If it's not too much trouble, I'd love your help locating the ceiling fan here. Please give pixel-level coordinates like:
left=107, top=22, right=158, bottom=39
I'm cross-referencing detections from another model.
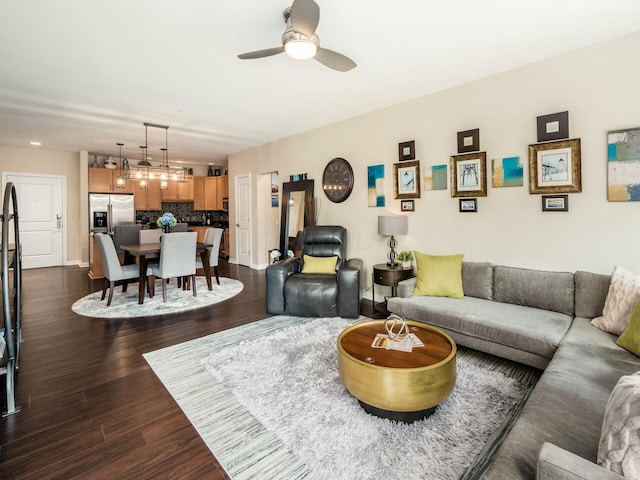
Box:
left=237, top=0, right=356, bottom=72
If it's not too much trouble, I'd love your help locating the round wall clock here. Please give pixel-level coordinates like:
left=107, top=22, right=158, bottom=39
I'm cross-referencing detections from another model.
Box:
left=322, top=157, right=354, bottom=203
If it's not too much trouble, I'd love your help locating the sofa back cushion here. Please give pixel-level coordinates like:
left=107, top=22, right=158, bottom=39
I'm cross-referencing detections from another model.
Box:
left=461, top=262, right=494, bottom=300
left=574, top=270, right=611, bottom=319
left=494, top=266, right=575, bottom=316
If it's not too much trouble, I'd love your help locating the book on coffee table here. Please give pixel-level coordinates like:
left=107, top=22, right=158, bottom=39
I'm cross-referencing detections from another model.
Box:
left=371, top=333, right=424, bottom=352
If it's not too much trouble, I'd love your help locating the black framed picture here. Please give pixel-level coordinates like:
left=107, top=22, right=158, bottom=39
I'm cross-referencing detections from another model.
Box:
left=459, top=198, right=477, bottom=212
left=457, top=129, right=480, bottom=153
left=542, top=194, right=569, bottom=211
left=537, top=111, right=569, bottom=142
left=400, top=199, right=415, bottom=212
left=398, top=140, right=415, bottom=161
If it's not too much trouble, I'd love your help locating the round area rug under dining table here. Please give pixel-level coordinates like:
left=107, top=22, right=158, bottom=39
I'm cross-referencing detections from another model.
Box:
left=71, top=277, right=243, bottom=319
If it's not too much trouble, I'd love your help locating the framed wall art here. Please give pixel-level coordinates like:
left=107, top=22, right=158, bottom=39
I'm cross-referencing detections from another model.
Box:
left=424, top=164, right=447, bottom=191
left=528, top=138, right=581, bottom=194
left=398, top=140, right=415, bottom=161
left=450, top=152, right=487, bottom=197
left=607, top=127, right=640, bottom=201
left=491, top=156, right=523, bottom=188
left=367, top=164, right=385, bottom=207
left=542, top=195, right=569, bottom=212
left=394, top=161, right=421, bottom=199
left=459, top=198, right=477, bottom=212
left=401, top=199, right=415, bottom=212
left=537, top=111, right=569, bottom=142
left=457, top=128, right=480, bottom=153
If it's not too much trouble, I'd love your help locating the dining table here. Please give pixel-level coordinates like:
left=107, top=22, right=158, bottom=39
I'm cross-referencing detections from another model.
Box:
left=120, top=241, right=213, bottom=304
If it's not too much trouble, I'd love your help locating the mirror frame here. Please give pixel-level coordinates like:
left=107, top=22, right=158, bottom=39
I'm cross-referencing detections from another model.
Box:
left=279, top=179, right=314, bottom=257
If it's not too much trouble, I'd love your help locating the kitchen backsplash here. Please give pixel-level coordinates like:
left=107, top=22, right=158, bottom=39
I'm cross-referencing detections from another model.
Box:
left=136, top=202, right=228, bottom=225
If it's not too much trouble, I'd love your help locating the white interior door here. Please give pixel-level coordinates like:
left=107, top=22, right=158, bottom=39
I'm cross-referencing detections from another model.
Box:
left=235, top=174, right=251, bottom=266
left=3, top=173, right=66, bottom=269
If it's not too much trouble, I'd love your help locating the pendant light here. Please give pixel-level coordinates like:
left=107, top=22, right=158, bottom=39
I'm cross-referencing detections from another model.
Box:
left=114, top=143, right=126, bottom=189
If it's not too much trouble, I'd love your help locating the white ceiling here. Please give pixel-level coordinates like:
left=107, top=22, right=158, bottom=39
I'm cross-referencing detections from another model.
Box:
left=1, top=0, right=639, bottom=166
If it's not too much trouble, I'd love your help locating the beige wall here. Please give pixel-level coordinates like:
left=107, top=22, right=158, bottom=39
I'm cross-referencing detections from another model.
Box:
left=0, top=146, right=84, bottom=265
left=229, top=31, right=640, bottom=281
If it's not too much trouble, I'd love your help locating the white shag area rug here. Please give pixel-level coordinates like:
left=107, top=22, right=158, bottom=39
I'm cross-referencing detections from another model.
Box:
left=200, top=317, right=526, bottom=479
left=72, top=276, right=243, bottom=319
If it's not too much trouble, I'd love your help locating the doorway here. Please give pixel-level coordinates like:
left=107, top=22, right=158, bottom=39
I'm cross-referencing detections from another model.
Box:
left=2, top=172, right=66, bottom=268
left=235, top=174, right=252, bottom=267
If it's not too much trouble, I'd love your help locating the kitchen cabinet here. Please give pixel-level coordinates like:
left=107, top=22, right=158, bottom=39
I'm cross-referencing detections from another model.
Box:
left=193, top=176, right=206, bottom=210
left=134, top=181, right=162, bottom=210
left=88, top=234, right=104, bottom=279
left=190, top=226, right=209, bottom=242
left=89, top=167, right=135, bottom=193
left=161, top=177, right=194, bottom=202
left=216, top=175, right=228, bottom=210
left=204, top=177, right=217, bottom=210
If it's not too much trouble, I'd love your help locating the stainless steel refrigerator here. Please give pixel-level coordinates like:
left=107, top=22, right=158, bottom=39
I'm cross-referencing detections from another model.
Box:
left=89, top=193, right=135, bottom=234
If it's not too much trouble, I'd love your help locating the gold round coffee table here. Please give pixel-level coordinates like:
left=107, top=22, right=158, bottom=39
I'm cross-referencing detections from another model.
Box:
left=337, top=319, right=456, bottom=422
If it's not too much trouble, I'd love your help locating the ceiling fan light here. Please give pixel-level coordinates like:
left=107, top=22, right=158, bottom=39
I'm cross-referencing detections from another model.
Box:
left=285, top=39, right=317, bottom=59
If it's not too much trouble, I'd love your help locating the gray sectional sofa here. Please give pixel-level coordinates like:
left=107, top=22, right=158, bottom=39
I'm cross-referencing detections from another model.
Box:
left=386, top=262, right=637, bottom=480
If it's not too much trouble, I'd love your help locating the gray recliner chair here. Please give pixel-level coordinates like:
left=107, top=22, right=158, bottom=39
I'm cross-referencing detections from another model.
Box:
left=266, top=225, right=363, bottom=318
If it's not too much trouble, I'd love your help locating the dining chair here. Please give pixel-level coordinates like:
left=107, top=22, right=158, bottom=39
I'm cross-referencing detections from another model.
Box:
left=113, top=225, right=141, bottom=257
left=139, top=229, right=163, bottom=244
left=95, top=233, right=152, bottom=306
left=196, top=228, right=223, bottom=285
left=149, top=232, right=197, bottom=303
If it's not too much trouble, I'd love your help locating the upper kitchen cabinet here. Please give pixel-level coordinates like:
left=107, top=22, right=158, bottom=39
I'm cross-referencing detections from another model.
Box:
left=203, top=175, right=228, bottom=210
left=161, top=177, right=194, bottom=202
left=88, top=167, right=135, bottom=193
left=134, top=181, right=161, bottom=210
left=204, top=177, right=217, bottom=210
left=193, top=176, right=206, bottom=210
left=216, top=175, right=228, bottom=210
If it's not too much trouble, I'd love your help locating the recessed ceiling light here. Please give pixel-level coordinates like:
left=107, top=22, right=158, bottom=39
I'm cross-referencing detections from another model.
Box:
left=30, top=141, right=42, bottom=146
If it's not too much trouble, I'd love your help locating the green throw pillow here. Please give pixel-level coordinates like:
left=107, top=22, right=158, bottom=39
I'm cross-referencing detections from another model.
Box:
left=413, top=252, right=464, bottom=299
left=616, top=300, right=640, bottom=356
left=301, top=255, right=338, bottom=274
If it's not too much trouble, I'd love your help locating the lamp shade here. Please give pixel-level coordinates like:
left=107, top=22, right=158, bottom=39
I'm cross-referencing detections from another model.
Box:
left=378, top=215, right=408, bottom=236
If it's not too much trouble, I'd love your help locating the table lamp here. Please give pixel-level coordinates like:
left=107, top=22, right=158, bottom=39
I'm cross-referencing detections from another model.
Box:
left=378, top=215, right=408, bottom=267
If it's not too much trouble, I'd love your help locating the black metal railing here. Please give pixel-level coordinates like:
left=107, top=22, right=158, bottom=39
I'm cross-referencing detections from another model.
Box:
left=1, top=181, right=21, bottom=415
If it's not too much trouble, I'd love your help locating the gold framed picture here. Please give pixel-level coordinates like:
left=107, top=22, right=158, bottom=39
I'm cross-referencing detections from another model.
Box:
left=528, top=138, right=581, bottom=194
left=394, top=161, right=421, bottom=199
left=450, top=152, right=487, bottom=197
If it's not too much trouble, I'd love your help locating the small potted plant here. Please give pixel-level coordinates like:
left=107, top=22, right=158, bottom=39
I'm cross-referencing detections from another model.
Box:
left=397, top=251, right=414, bottom=269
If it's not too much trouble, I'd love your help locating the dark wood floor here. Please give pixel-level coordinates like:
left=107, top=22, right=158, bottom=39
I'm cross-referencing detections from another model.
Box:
left=0, top=261, right=271, bottom=479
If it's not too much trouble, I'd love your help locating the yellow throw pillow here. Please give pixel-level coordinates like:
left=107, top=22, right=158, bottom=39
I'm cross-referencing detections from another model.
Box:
left=413, top=252, right=464, bottom=299
left=301, top=255, right=338, bottom=274
left=617, top=300, right=640, bottom=356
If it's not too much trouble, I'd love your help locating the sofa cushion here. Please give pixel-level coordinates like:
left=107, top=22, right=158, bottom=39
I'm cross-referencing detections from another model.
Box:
left=413, top=252, right=464, bottom=298
left=284, top=274, right=337, bottom=317
left=386, top=295, right=572, bottom=360
left=597, top=372, right=640, bottom=477
left=617, top=301, right=640, bottom=356
left=462, top=262, right=494, bottom=300
left=592, top=266, right=640, bottom=336
left=575, top=270, right=611, bottom=319
left=301, top=255, right=337, bottom=274
left=483, top=319, right=640, bottom=479
left=494, top=266, right=575, bottom=316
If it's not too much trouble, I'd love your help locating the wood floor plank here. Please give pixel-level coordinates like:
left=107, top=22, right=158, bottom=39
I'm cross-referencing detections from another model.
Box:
left=0, top=261, right=265, bottom=479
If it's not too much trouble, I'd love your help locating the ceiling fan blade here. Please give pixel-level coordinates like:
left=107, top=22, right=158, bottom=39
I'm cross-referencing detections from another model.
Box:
left=238, top=47, right=284, bottom=60
left=314, top=48, right=356, bottom=72
left=289, top=0, right=320, bottom=39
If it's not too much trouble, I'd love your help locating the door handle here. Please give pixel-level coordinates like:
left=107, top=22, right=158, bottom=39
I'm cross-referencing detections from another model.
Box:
left=235, top=223, right=240, bottom=227
left=56, top=214, right=62, bottom=229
